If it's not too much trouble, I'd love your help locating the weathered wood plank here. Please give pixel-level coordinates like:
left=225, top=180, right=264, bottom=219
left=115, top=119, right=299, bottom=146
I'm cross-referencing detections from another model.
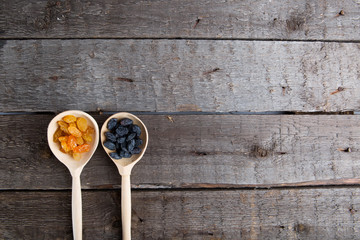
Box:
left=1, top=188, right=359, bottom=239
left=1, top=0, right=360, bottom=41
left=1, top=40, right=359, bottom=112
left=1, top=114, right=360, bottom=189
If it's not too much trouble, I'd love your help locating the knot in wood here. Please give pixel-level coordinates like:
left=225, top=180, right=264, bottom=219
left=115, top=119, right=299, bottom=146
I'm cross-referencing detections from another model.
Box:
left=253, top=146, right=268, bottom=158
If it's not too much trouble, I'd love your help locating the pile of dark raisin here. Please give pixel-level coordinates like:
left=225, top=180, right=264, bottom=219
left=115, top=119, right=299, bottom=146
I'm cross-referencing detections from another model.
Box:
left=103, top=118, right=143, bottom=159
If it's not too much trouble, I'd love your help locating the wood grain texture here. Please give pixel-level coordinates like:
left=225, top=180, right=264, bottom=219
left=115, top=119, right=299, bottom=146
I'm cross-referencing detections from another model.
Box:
left=1, top=0, right=360, bottom=40
left=1, top=40, right=360, bottom=112
left=2, top=114, right=360, bottom=189
left=1, top=188, right=360, bottom=239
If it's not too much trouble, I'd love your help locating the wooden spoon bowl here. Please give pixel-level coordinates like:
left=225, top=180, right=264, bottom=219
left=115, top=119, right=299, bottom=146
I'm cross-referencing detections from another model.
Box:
left=47, top=110, right=99, bottom=174
left=100, top=112, right=148, bottom=175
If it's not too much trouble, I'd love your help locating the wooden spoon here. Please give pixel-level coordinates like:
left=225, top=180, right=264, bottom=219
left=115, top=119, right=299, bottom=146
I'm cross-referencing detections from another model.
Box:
left=47, top=110, right=99, bottom=240
left=100, top=112, right=148, bottom=240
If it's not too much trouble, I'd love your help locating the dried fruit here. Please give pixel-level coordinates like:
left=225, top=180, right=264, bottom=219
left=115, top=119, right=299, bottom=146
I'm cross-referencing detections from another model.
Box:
left=127, top=139, right=135, bottom=152
left=103, top=117, right=143, bottom=159
left=53, top=127, right=63, bottom=142
left=105, top=132, right=117, bottom=142
left=120, top=118, right=133, bottom=126
left=131, top=147, right=141, bottom=154
left=135, top=139, right=143, bottom=147
left=76, top=117, right=88, bottom=132
left=126, top=133, right=136, bottom=141
left=110, top=152, right=121, bottom=159
left=119, top=150, right=132, bottom=158
left=104, top=141, right=116, bottom=150
left=75, top=137, right=84, bottom=145
left=131, top=125, right=141, bottom=137
left=82, top=133, right=92, bottom=143
left=68, top=126, right=82, bottom=138
left=54, top=114, right=94, bottom=160
left=63, top=115, right=77, bottom=123
left=67, top=135, right=77, bottom=150
left=73, top=144, right=91, bottom=153
left=124, top=151, right=132, bottom=158
left=58, top=136, right=68, bottom=142
left=57, top=121, right=70, bottom=134
left=107, top=118, right=118, bottom=131
left=120, top=141, right=127, bottom=152
left=60, top=140, right=71, bottom=152
left=116, top=126, right=128, bottom=137
left=86, top=126, right=95, bottom=134
left=72, top=152, right=81, bottom=161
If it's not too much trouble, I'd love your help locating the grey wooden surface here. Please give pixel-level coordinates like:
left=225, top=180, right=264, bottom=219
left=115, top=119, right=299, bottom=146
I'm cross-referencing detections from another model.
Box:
left=1, top=114, right=360, bottom=190
left=1, top=0, right=360, bottom=239
left=1, top=40, right=359, bottom=112
left=1, top=188, right=360, bottom=240
left=1, top=0, right=360, bottom=41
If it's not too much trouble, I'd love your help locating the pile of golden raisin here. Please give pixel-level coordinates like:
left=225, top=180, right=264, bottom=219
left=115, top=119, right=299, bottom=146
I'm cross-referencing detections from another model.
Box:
left=53, top=115, right=94, bottom=160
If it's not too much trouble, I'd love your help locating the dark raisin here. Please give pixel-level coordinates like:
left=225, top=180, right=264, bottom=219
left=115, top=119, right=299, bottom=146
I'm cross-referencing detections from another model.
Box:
left=117, top=137, right=126, bottom=144
left=127, top=139, right=135, bottom=152
left=126, top=133, right=136, bottom=141
left=105, top=132, right=117, bottom=142
left=124, top=151, right=132, bottom=158
left=127, top=124, right=134, bottom=131
left=120, top=118, right=133, bottom=126
left=119, top=151, right=126, bottom=158
left=116, top=126, right=129, bottom=136
left=131, top=125, right=141, bottom=136
left=104, top=141, right=116, bottom=150
left=107, top=118, right=118, bottom=130
left=120, top=142, right=128, bottom=152
left=115, top=142, right=121, bottom=151
left=135, top=138, right=143, bottom=147
left=131, top=147, right=142, bottom=154
left=110, top=152, right=122, bottom=159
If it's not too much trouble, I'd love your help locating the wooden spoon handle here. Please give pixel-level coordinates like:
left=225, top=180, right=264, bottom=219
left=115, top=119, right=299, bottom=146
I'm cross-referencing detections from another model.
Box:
left=121, top=175, right=131, bottom=240
left=72, top=175, right=82, bottom=240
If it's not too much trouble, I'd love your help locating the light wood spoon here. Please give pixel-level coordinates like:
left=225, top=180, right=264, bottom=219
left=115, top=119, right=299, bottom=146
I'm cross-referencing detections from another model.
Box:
left=101, top=112, right=148, bottom=240
left=47, top=110, right=99, bottom=240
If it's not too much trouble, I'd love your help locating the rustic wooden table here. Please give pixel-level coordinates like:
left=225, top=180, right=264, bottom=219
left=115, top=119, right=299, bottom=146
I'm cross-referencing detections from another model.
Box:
left=1, top=0, right=360, bottom=239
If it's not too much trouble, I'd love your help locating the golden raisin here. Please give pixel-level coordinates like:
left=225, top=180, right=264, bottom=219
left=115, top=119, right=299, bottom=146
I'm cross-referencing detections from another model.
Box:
left=86, top=126, right=95, bottom=134
left=53, top=127, right=63, bottom=142
left=73, top=144, right=90, bottom=153
left=75, top=137, right=84, bottom=145
left=60, top=140, right=71, bottom=152
left=67, top=135, right=77, bottom=150
left=82, top=133, right=92, bottom=143
left=54, top=115, right=94, bottom=160
left=72, top=152, right=81, bottom=161
left=76, top=117, right=88, bottom=132
left=58, top=136, right=68, bottom=142
left=63, top=115, right=77, bottom=123
left=57, top=121, right=70, bottom=134
left=68, top=126, right=82, bottom=137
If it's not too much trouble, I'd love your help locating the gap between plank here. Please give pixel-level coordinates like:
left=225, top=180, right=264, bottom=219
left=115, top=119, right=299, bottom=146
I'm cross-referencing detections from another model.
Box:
left=2, top=179, right=360, bottom=192
left=1, top=37, right=360, bottom=44
left=0, top=111, right=355, bottom=116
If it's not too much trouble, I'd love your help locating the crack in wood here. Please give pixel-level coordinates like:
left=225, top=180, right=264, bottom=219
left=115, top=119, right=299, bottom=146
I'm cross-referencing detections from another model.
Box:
left=203, top=67, right=220, bottom=75
left=116, top=77, right=134, bottom=82
left=180, top=178, right=360, bottom=190
left=191, top=151, right=208, bottom=156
